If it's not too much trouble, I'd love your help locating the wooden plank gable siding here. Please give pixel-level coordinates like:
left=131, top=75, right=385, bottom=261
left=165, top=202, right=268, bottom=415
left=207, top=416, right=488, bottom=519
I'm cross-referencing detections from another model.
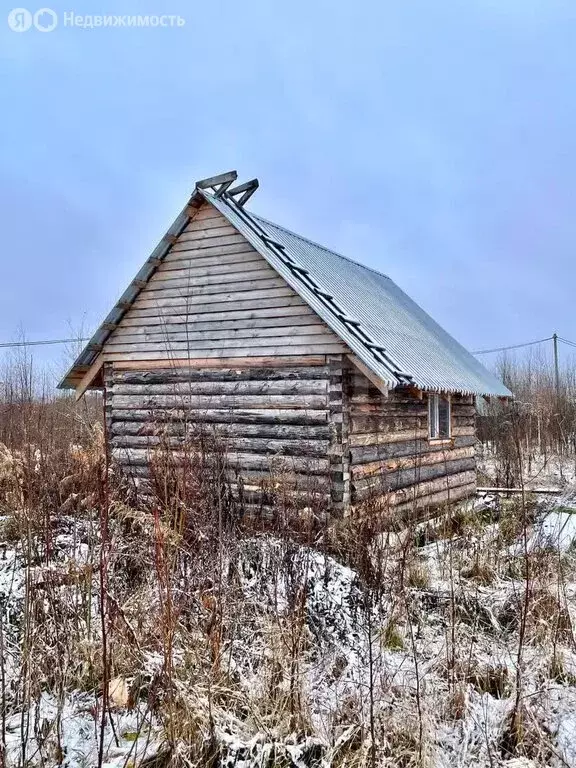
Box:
left=345, top=361, right=477, bottom=515
left=104, top=203, right=346, bottom=362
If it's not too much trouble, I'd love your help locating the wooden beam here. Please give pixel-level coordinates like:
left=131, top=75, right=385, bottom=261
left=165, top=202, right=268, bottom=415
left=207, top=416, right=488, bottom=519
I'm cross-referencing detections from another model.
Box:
left=195, top=170, right=238, bottom=190
left=406, top=385, right=424, bottom=400
left=477, top=486, right=562, bottom=495
left=346, top=354, right=389, bottom=398
left=227, top=178, right=259, bottom=207
left=75, top=354, right=104, bottom=401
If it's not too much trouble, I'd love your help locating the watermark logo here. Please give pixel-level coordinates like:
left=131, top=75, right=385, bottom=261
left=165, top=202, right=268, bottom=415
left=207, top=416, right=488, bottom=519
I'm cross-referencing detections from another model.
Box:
left=7, top=8, right=185, bottom=31
left=8, top=7, right=57, bottom=31
left=34, top=7, right=57, bottom=31
left=7, top=8, right=33, bottom=31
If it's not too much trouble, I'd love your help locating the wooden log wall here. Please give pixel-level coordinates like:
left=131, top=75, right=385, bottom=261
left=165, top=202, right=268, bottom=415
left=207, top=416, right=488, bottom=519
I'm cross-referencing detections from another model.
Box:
left=345, top=361, right=477, bottom=514
left=104, top=357, right=342, bottom=517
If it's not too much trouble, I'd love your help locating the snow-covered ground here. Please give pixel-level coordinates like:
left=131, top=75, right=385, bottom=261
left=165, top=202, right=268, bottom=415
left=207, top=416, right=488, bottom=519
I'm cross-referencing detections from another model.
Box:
left=3, top=455, right=576, bottom=766
left=479, top=447, right=576, bottom=490
left=2, top=497, right=576, bottom=768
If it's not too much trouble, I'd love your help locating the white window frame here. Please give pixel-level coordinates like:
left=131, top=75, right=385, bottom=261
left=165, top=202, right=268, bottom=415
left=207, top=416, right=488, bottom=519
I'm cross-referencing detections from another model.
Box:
left=428, top=393, right=451, bottom=440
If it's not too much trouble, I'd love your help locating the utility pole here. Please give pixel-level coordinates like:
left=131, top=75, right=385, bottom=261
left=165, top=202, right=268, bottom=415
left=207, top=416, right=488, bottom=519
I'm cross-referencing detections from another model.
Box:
left=553, top=332, right=560, bottom=400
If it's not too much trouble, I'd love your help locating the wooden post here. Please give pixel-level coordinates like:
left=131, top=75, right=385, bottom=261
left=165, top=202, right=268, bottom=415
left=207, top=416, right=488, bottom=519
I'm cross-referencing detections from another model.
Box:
left=553, top=333, right=560, bottom=400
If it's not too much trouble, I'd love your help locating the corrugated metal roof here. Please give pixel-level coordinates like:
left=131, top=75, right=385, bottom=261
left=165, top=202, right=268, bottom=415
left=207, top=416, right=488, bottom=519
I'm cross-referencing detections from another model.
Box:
left=204, top=191, right=511, bottom=397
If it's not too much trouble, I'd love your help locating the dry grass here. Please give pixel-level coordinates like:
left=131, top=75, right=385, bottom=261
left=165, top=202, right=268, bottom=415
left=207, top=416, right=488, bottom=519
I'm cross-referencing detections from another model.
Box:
left=2, top=352, right=576, bottom=766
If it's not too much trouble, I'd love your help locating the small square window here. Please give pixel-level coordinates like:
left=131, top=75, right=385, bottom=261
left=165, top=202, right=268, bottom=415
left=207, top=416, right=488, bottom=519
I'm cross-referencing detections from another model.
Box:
left=429, top=393, right=451, bottom=439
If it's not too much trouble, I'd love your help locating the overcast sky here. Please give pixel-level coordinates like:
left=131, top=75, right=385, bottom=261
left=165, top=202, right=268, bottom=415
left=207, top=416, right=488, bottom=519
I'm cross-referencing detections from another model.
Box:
left=1, top=0, right=575, bottom=376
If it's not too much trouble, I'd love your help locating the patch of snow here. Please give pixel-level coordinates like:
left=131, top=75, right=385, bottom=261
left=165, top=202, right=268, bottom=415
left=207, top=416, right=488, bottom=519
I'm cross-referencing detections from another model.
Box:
left=5, top=691, right=160, bottom=768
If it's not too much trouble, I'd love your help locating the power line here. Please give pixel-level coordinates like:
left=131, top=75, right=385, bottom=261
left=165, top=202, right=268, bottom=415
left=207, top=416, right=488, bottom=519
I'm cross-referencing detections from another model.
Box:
left=0, top=337, right=89, bottom=350
left=0, top=332, right=575, bottom=356
left=472, top=336, right=553, bottom=355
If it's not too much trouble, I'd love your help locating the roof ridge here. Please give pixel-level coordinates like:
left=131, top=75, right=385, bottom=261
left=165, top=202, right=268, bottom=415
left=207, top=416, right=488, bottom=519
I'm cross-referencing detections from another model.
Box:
left=250, top=211, right=392, bottom=282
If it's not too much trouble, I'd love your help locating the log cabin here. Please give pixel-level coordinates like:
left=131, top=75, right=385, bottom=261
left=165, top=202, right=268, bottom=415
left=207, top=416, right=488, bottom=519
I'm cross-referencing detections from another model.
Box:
left=60, top=171, right=511, bottom=518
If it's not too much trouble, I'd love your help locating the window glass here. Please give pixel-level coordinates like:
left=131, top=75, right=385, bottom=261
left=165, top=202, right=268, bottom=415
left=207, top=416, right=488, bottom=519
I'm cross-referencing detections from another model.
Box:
left=438, top=396, right=450, bottom=438
left=429, top=394, right=439, bottom=438
left=429, top=393, right=450, bottom=439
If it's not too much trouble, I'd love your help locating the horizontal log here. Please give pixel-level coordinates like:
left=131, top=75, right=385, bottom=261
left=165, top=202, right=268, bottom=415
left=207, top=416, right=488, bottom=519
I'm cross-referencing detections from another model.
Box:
left=453, top=395, right=475, bottom=405
left=352, top=474, right=477, bottom=516
left=350, top=435, right=477, bottom=464
left=452, top=409, right=476, bottom=419
left=350, top=400, right=474, bottom=415
left=352, top=458, right=477, bottom=499
left=112, top=448, right=330, bottom=474
left=451, top=426, right=475, bottom=437
left=477, top=487, right=563, bottom=495
left=111, top=421, right=332, bottom=440
left=123, top=485, right=307, bottom=519
left=349, top=416, right=425, bottom=433
left=389, top=470, right=476, bottom=507
left=236, top=487, right=332, bottom=504
left=111, top=379, right=328, bottom=396
left=349, top=400, right=474, bottom=414
left=350, top=429, right=428, bottom=446
left=349, top=403, right=416, bottom=415
left=111, top=435, right=330, bottom=458
left=112, top=365, right=331, bottom=384
left=109, top=407, right=329, bottom=425
left=110, top=393, right=327, bottom=410
left=451, top=404, right=476, bottom=415
left=392, top=483, right=476, bottom=519
left=350, top=414, right=474, bottom=433
left=350, top=409, right=426, bottom=423
left=118, top=465, right=331, bottom=489
left=351, top=445, right=476, bottom=479
left=349, top=426, right=474, bottom=447
left=108, top=323, right=332, bottom=347
left=349, top=392, right=388, bottom=406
